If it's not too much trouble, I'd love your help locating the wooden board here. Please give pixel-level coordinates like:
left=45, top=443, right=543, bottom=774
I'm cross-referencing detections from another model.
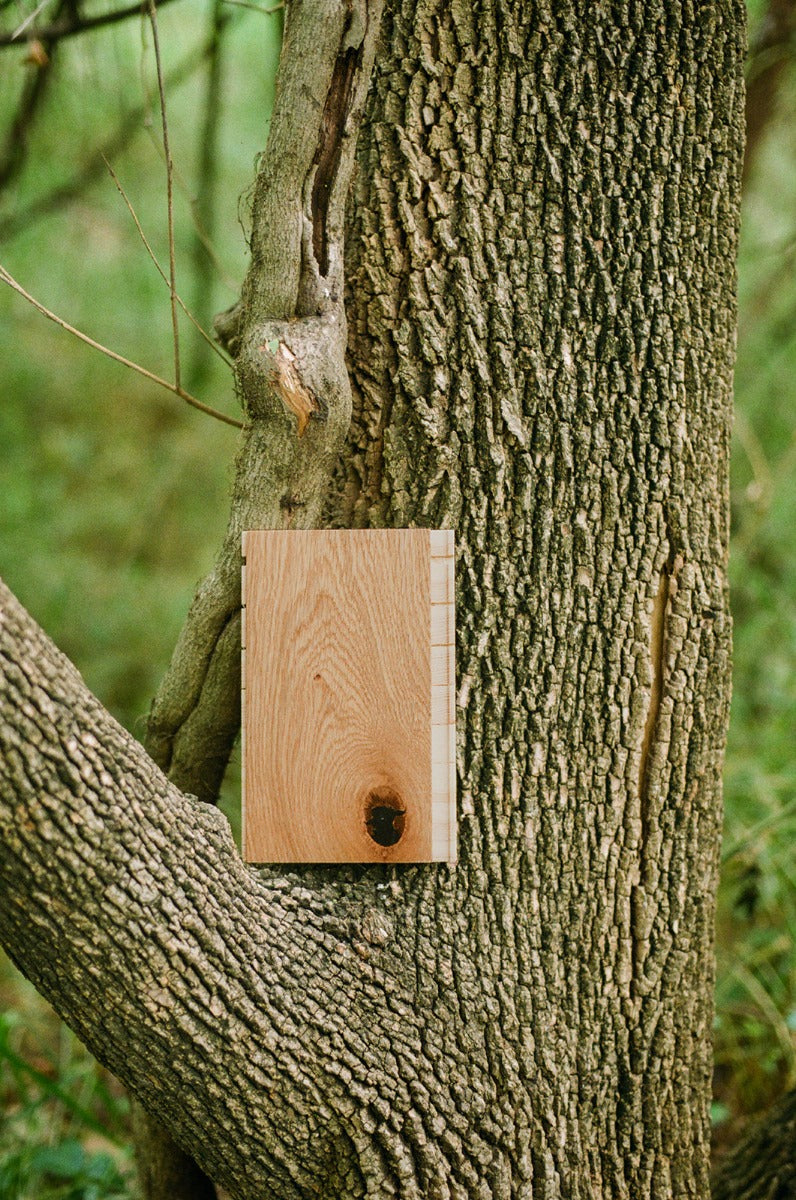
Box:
left=241, top=529, right=456, bottom=863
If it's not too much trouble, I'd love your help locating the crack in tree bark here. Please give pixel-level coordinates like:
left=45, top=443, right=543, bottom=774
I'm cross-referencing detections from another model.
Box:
left=310, top=36, right=362, bottom=275
left=638, top=567, right=670, bottom=809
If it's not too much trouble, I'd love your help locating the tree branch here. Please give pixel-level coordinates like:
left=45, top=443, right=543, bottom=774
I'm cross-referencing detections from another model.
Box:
left=0, top=0, right=181, bottom=48
left=103, top=157, right=233, bottom=372
left=0, top=266, right=244, bottom=429
left=0, top=579, right=386, bottom=1198
left=242, top=0, right=378, bottom=324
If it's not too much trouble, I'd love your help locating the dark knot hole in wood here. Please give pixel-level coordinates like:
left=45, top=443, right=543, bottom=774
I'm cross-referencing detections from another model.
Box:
left=364, top=788, right=406, bottom=847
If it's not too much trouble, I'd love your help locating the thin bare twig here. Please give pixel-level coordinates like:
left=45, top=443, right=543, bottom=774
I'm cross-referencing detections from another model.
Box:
left=146, top=0, right=181, bottom=393
left=0, top=266, right=244, bottom=429
left=221, top=0, right=283, bottom=13
left=134, top=19, right=240, bottom=297
left=0, top=0, right=180, bottom=47
left=102, top=156, right=233, bottom=371
left=12, top=0, right=51, bottom=40
left=188, top=0, right=228, bottom=388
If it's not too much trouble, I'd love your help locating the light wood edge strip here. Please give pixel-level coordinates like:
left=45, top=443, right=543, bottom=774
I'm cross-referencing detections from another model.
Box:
left=430, top=530, right=456, bottom=863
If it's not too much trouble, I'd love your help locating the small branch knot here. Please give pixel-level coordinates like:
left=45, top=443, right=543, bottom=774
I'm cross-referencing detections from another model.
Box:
left=262, top=338, right=322, bottom=437
left=236, top=314, right=351, bottom=433
left=213, top=301, right=243, bottom=357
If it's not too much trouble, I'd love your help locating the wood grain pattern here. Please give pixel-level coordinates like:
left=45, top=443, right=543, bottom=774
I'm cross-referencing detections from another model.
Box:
left=242, top=529, right=456, bottom=863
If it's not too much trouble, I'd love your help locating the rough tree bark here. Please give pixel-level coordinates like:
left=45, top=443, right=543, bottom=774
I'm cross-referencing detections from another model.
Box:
left=0, top=4, right=746, bottom=1199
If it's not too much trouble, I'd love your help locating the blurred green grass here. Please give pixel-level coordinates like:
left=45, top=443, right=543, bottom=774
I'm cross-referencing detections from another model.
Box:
left=0, top=966, right=132, bottom=1199
left=0, top=0, right=794, bottom=1193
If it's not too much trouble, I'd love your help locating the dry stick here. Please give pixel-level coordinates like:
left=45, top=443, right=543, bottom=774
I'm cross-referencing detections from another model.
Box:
left=221, top=0, right=284, bottom=12
left=11, top=0, right=50, bottom=39
left=147, top=0, right=181, bottom=393
left=102, top=156, right=233, bottom=371
left=0, top=266, right=244, bottom=430
left=0, top=0, right=181, bottom=48
left=188, top=0, right=227, bottom=388
left=132, top=20, right=239, bottom=296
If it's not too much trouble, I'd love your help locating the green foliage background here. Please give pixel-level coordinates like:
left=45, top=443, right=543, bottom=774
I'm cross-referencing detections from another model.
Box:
left=0, top=6, right=281, bottom=1193
left=0, top=2, right=794, bottom=1194
left=714, top=76, right=796, bottom=1135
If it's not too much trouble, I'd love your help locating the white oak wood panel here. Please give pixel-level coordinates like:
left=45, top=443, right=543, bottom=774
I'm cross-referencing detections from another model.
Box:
left=242, top=529, right=456, bottom=863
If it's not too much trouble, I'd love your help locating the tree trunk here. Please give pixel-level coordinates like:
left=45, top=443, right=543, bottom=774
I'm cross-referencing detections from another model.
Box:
left=744, top=0, right=796, bottom=184
left=131, top=1102, right=218, bottom=1200
left=0, top=4, right=744, bottom=1199
left=711, top=1087, right=796, bottom=1200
